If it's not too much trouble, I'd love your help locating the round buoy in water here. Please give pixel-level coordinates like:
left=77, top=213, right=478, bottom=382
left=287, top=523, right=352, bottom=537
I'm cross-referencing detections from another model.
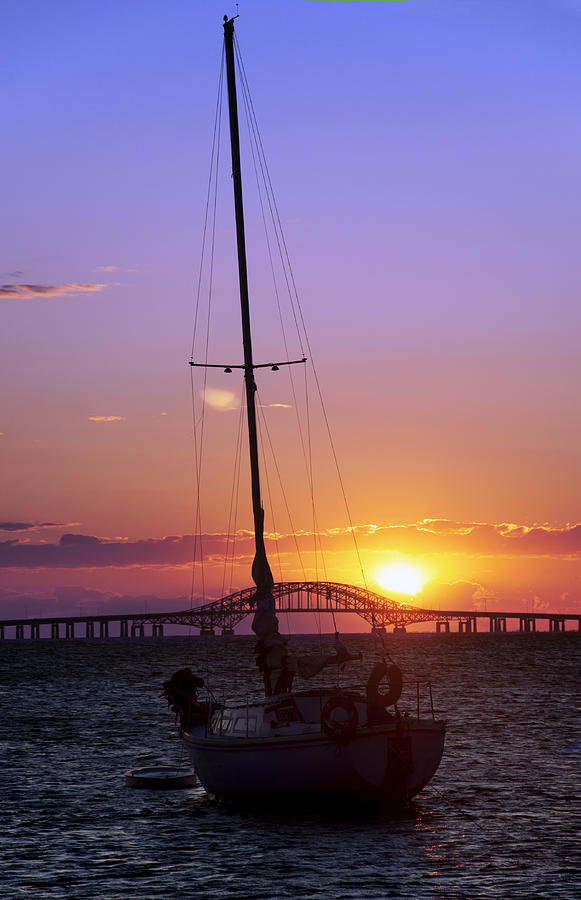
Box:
left=124, top=765, right=196, bottom=789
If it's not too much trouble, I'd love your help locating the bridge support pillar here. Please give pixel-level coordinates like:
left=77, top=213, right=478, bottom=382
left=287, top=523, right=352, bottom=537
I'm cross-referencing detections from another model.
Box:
left=393, top=624, right=406, bottom=634
left=221, top=626, right=234, bottom=635
left=200, top=625, right=215, bottom=636
left=152, top=623, right=164, bottom=637
left=550, top=617, right=565, bottom=633
left=490, top=616, right=507, bottom=633
left=0, top=625, right=4, bottom=640
left=436, top=621, right=450, bottom=634
left=51, top=623, right=59, bottom=639
left=66, top=622, right=75, bottom=639
left=120, top=620, right=128, bottom=638
left=16, top=624, right=24, bottom=639
left=130, top=622, right=144, bottom=638
left=86, top=621, right=95, bottom=638
left=371, top=624, right=387, bottom=635
left=99, top=620, right=109, bottom=638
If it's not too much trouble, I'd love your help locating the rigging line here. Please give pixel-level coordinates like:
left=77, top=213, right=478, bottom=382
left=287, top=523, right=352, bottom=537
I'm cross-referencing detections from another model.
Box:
left=257, top=416, right=283, bottom=583
left=189, top=53, right=225, bottom=602
left=237, top=38, right=303, bottom=350
left=308, top=351, right=368, bottom=591
left=237, top=59, right=295, bottom=371
left=191, top=389, right=210, bottom=604
left=228, top=388, right=246, bottom=595
left=221, top=394, right=242, bottom=597
left=255, top=389, right=306, bottom=581
left=256, top=402, right=291, bottom=634
left=193, top=61, right=225, bottom=602
left=189, top=365, right=206, bottom=603
left=221, top=393, right=245, bottom=598
left=304, top=358, right=319, bottom=587
left=234, top=36, right=366, bottom=592
left=236, top=42, right=316, bottom=528
left=233, top=38, right=366, bottom=591
left=303, top=360, right=329, bottom=621
left=331, top=607, right=338, bottom=634
left=191, top=46, right=225, bottom=358
left=202, top=57, right=223, bottom=371
left=234, top=42, right=297, bottom=329
left=238, top=79, right=312, bottom=490
left=234, top=35, right=304, bottom=356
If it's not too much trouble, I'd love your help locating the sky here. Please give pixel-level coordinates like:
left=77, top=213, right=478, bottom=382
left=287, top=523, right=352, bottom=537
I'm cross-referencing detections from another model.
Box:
left=2, top=0, right=581, bottom=628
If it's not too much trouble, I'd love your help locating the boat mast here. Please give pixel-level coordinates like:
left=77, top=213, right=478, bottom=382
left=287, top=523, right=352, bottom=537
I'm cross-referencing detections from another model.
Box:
left=223, top=15, right=272, bottom=589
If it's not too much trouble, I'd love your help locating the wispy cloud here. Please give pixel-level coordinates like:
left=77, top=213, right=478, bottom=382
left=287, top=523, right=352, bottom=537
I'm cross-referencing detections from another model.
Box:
left=0, top=521, right=76, bottom=533
left=198, top=390, right=290, bottom=412
left=88, top=415, right=125, bottom=423
left=0, top=283, right=112, bottom=300
left=92, top=264, right=144, bottom=274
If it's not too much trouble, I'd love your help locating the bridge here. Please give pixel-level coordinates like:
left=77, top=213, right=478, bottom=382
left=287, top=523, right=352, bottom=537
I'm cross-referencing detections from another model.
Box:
left=1, top=581, right=580, bottom=639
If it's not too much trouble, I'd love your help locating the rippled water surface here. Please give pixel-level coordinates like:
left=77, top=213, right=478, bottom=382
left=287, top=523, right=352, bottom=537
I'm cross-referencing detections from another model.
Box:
left=1, top=633, right=580, bottom=899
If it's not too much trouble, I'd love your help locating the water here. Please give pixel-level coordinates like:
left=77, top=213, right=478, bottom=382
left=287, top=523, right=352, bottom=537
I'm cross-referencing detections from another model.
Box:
left=1, top=633, right=580, bottom=899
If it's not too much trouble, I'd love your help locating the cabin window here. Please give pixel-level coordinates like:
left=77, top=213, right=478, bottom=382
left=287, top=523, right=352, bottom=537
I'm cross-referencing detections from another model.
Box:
left=233, top=716, right=257, bottom=734
left=211, top=712, right=232, bottom=734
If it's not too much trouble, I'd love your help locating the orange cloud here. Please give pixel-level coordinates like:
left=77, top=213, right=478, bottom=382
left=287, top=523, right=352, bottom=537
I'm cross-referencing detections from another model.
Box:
left=0, top=521, right=78, bottom=532
left=2, top=521, right=581, bottom=570
left=0, top=283, right=112, bottom=300
left=354, top=521, right=581, bottom=557
left=202, top=388, right=238, bottom=410
left=258, top=402, right=292, bottom=409
left=88, top=415, right=125, bottom=423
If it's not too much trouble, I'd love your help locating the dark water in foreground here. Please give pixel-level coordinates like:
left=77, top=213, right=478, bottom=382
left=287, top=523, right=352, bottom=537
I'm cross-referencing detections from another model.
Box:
left=1, top=633, right=580, bottom=899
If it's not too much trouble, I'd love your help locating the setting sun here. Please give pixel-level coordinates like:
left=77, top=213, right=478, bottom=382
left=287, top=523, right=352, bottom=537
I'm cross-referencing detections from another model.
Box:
left=376, top=562, right=427, bottom=597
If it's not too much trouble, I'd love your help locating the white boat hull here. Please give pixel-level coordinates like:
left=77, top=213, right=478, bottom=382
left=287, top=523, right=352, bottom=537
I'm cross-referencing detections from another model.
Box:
left=184, top=707, right=445, bottom=802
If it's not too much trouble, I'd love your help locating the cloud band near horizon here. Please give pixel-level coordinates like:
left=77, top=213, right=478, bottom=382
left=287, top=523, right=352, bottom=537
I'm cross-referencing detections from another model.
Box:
left=2, top=520, right=581, bottom=568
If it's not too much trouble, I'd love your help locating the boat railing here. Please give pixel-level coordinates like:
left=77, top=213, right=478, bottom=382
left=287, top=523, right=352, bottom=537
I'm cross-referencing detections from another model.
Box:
left=207, top=697, right=258, bottom=737
left=413, top=680, right=436, bottom=721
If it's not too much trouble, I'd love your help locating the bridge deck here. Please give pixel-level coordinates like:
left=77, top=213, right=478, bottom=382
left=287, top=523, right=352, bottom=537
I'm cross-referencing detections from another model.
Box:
left=1, top=582, right=579, bottom=637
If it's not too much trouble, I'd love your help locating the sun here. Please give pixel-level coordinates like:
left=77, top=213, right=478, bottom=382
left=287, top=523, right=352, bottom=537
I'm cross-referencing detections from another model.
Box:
left=376, top=562, right=427, bottom=597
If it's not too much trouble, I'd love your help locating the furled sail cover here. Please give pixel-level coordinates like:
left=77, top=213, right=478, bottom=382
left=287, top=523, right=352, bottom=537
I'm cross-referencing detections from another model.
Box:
left=251, top=513, right=363, bottom=694
left=251, top=509, right=287, bottom=695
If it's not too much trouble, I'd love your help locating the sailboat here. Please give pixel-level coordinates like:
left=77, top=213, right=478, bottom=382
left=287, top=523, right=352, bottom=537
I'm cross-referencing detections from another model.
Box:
left=163, top=16, right=446, bottom=803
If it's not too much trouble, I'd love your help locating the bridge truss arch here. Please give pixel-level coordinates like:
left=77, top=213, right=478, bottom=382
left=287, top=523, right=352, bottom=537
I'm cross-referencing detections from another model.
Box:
left=163, top=582, right=438, bottom=634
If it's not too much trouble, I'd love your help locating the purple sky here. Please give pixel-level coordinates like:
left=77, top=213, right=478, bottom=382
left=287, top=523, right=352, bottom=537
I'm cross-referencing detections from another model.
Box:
left=2, top=0, right=581, bottom=620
